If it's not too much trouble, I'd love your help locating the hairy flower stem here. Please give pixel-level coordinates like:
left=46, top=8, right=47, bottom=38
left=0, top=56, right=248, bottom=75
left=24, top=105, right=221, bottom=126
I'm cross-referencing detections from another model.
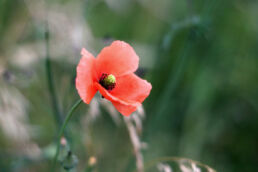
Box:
left=51, top=99, right=82, bottom=172
left=45, top=22, right=63, bottom=128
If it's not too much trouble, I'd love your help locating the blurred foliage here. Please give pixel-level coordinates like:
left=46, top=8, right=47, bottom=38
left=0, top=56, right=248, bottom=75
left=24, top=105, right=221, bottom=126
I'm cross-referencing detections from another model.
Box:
left=1, top=0, right=258, bottom=171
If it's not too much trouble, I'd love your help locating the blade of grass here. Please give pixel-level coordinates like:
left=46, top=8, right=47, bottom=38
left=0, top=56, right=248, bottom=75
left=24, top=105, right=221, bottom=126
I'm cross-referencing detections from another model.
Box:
left=45, top=22, right=63, bottom=127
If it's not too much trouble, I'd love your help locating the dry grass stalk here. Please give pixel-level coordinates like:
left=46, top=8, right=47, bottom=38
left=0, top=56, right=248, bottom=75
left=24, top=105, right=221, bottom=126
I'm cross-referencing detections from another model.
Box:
left=123, top=106, right=146, bottom=172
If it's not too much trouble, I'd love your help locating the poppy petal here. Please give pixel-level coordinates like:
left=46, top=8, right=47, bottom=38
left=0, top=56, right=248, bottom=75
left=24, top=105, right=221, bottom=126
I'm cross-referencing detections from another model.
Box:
left=112, top=101, right=138, bottom=116
left=95, top=83, right=140, bottom=116
left=110, top=73, right=152, bottom=104
left=76, top=48, right=97, bottom=104
left=95, top=41, right=139, bottom=77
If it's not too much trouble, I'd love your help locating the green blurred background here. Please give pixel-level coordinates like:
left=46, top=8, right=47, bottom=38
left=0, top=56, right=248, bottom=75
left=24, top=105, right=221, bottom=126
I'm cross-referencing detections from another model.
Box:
left=1, top=0, right=258, bottom=171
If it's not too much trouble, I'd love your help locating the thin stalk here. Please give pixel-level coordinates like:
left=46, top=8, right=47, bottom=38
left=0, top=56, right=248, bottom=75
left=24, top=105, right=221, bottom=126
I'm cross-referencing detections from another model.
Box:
left=51, top=99, right=83, bottom=172
left=45, top=22, right=63, bottom=127
left=124, top=117, right=144, bottom=172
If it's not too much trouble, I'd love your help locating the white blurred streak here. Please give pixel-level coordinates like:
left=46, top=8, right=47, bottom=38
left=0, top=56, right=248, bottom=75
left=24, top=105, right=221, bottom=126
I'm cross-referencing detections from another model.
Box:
left=20, top=0, right=94, bottom=68
left=23, top=0, right=46, bottom=22
left=101, top=98, right=122, bottom=125
left=179, top=162, right=201, bottom=172
left=80, top=97, right=100, bottom=154
left=83, top=96, right=122, bottom=125
left=207, top=167, right=216, bottom=172
left=179, top=164, right=191, bottom=172
left=80, top=96, right=122, bottom=154
left=0, top=80, right=40, bottom=159
left=137, top=105, right=145, bottom=118
left=192, top=163, right=201, bottom=172
left=87, top=97, right=100, bottom=122
left=81, top=97, right=99, bottom=144
left=157, top=163, right=172, bottom=172
left=123, top=106, right=146, bottom=172
left=105, top=0, right=132, bottom=13
left=23, top=143, right=41, bottom=159
left=47, top=6, right=93, bottom=60
left=80, top=96, right=148, bottom=172
left=132, top=114, right=143, bottom=134
left=130, top=105, right=145, bottom=134
left=0, top=83, right=30, bottom=142
left=11, top=44, right=39, bottom=68
left=124, top=116, right=143, bottom=172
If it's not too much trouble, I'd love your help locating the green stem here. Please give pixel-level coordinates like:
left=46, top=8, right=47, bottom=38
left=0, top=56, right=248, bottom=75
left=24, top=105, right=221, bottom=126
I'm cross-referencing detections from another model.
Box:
left=51, top=99, right=83, bottom=172
left=45, top=22, right=63, bottom=127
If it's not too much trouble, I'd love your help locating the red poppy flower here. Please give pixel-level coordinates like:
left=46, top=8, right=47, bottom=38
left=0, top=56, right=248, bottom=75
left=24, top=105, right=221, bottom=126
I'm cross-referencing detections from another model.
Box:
left=76, top=40, right=152, bottom=116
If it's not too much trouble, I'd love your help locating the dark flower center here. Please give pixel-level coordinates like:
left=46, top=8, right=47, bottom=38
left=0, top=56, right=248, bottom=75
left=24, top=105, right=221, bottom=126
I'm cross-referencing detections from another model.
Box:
left=99, top=73, right=116, bottom=90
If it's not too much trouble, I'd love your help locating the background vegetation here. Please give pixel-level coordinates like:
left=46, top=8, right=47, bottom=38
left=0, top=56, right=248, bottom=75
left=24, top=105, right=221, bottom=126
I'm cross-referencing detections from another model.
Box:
left=0, top=0, right=258, bottom=171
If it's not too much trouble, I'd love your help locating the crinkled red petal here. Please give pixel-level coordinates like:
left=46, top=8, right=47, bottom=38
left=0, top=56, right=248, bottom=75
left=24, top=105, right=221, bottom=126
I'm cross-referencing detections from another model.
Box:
left=95, top=40, right=139, bottom=78
left=95, top=83, right=140, bottom=116
left=76, top=48, right=98, bottom=104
